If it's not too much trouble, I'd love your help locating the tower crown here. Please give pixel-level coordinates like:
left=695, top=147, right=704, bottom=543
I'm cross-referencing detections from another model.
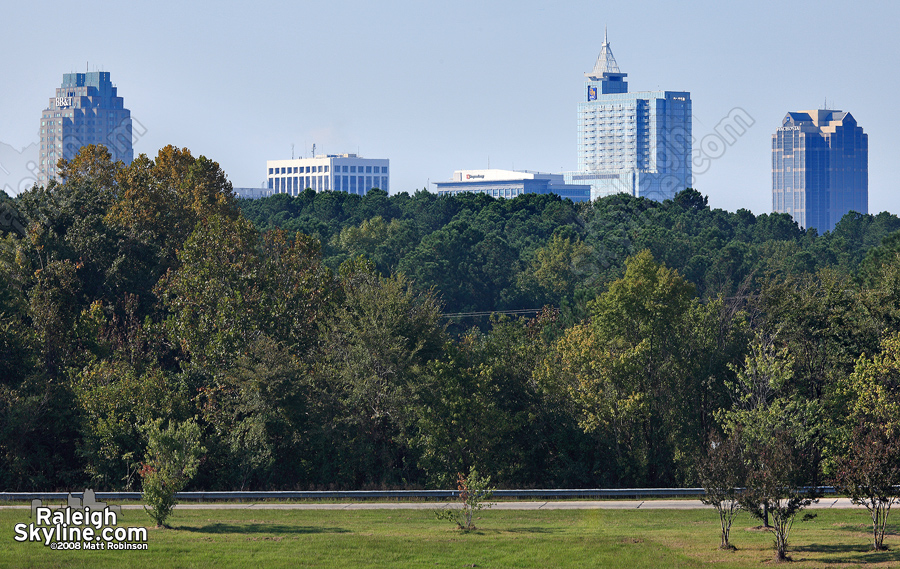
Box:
left=585, top=28, right=626, bottom=80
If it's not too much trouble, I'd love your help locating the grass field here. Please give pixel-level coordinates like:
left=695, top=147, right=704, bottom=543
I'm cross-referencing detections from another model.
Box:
left=1, top=506, right=899, bottom=568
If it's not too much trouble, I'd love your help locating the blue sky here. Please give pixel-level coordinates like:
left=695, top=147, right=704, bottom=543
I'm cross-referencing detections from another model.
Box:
left=1, top=0, right=896, bottom=217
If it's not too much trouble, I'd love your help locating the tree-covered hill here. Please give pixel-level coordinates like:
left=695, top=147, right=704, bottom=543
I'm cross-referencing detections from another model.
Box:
left=240, top=186, right=900, bottom=319
left=3, top=145, right=900, bottom=494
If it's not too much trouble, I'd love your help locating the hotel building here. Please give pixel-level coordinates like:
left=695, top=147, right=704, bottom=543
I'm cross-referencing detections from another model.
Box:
left=565, top=32, right=692, bottom=202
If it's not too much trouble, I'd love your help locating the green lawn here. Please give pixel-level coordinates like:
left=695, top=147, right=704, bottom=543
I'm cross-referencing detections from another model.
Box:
left=1, top=506, right=899, bottom=568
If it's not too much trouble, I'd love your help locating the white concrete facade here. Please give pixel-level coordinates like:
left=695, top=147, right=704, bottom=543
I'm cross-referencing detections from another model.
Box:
left=434, top=169, right=590, bottom=202
left=267, top=154, right=389, bottom=196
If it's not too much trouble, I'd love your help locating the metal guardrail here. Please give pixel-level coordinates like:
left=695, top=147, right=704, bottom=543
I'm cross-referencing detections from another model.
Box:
left=0, top=487, right=838, bottom=502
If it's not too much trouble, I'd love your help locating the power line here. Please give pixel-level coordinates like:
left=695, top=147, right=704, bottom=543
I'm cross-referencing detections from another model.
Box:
left=440, top=308, right=546, bottom=319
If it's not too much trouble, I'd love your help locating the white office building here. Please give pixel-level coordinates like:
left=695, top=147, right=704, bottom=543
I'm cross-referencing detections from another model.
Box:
left=267, top=154, right=389, bottom=196
left=434, top=169, right=591, bottom=202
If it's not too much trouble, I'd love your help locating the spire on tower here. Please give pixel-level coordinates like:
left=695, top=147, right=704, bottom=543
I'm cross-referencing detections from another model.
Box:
left=586, top=29, right=622, bottom=79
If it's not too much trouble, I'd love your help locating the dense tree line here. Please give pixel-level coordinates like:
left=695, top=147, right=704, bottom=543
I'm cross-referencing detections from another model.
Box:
left=2, top=145, right=900, bottom=493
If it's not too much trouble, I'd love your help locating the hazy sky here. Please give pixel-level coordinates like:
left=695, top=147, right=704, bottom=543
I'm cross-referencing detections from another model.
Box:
left=1, top=0, right=896, bottom=216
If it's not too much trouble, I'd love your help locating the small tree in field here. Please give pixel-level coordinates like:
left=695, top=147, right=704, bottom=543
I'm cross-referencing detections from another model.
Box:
left=832, top=332, right=900, bottom=551
left=698, top=431, right=746, bottom=550
left=434, top=467, right=494, bottom=530
left=833, top=423, right=900, bottom=551
left=740, top=431, right=818, bottom=562
left=140, top=418, right=205, bottom=528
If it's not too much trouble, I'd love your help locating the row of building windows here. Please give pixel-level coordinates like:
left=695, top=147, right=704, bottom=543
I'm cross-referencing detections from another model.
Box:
left=436, top=188, right=525, bottom=199
left=269, top=165, right=388, bottom=175
left=268, top=175, right=389, bottom=194
left=773, top=191, right=805, bottom=211
left=334, top=175, right=388, bottom=192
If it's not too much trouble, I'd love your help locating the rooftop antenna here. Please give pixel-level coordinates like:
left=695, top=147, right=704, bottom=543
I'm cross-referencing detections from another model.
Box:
left=311, top=143, right=316, bottom=157
left=291, top=143, right=295, bottom=160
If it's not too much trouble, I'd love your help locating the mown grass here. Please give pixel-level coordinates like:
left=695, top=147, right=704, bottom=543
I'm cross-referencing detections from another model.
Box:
left=1, top=506, right=899, bottom=568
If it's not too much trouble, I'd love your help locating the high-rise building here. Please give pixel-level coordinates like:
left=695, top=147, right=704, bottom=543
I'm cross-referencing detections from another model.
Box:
left=267, top=154, right=388, bottom=196
left=39, top=72, right=133, bottom=184
left=772, top=109, right=867, bottom=232
left=565, top=32, right=692, bottom=202
left=434, top=169, right=590, bottom=202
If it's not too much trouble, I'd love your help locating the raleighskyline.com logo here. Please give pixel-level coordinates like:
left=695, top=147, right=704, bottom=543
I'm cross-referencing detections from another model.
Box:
left=14, top=489, right=148, bottom=551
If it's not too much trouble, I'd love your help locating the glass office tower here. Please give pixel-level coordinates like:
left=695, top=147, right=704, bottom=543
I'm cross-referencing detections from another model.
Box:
left=39, top=72, right=133, bottom=184
left=566, top=32, right=692, bottom=202
left=772, top=109, right=867, bottom=232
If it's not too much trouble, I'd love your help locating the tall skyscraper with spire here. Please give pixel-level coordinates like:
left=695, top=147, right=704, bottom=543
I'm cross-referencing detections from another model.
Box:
left=39, top=71, right=133, bottom=184
left=772, top=109, right=867, bottom=232
left=566, top=32, right=692, bottom=201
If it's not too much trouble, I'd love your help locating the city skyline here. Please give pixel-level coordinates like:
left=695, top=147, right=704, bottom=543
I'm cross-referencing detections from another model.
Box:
left=1, top=1, right=897, bottom=219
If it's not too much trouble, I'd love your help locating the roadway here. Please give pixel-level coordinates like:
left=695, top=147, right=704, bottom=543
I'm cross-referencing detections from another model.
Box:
left=0, top=498, right=864, bottom=510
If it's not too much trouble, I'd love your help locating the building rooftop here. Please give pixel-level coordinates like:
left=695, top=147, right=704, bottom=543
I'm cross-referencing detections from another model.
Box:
left=783, top=109, right=856, bottom=132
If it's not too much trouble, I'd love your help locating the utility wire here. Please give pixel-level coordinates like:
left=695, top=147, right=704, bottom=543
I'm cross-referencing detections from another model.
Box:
left=440, top=308, right=546, bottom=319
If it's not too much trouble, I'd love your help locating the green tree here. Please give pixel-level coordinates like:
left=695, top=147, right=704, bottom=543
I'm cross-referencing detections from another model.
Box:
left=140, top=417, right=205, bottom=528
left=832, top=423, right=900, bottom=551
left=311, top=257, right=443, bottom=487
left=331, top=216, right=419, bottom=274
left=413, top=311, right=580, bottom=488
left=830, top=332, right=900, bottom=550
left=517, top=233, right=593, bottom=307
left=198, top=335, right=308, bottom=490
left=739, top=429, right=818, bottom=562
left=718, top=330, right=824, bottom=541
left=107, top=145, right=240, bottom=282
left=434, top=466, right=495, bottom=530
left=398, top=219, right=518, bottom=315
left=74, top=360, right=188, bottom=490
left=698, top=430, right=746, bottom=550
left=157, top=215, right=261, bottom=372
left=545, top=250, right=698, bottom=486
left=158, top=217, right=330, bottom=487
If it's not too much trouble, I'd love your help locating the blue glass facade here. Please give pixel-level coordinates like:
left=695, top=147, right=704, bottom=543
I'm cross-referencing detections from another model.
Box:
left=772, top=110, right=867, bottom=232
left=569, top=36, right=692, bottom=202
left=39, top=71, right=132, bottom=184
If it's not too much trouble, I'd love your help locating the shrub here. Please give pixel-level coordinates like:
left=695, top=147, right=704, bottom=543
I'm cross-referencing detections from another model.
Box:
left=698, top=431, right=746, bottom=550
left=435, top=467, right=494, bottom=530
left=139, top=418, right=205, bottom=528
